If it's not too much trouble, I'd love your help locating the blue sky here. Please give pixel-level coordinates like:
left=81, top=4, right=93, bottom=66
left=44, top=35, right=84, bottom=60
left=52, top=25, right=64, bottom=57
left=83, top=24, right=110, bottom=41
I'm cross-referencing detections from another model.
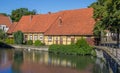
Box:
left=0, top=0, right=96, bottom=14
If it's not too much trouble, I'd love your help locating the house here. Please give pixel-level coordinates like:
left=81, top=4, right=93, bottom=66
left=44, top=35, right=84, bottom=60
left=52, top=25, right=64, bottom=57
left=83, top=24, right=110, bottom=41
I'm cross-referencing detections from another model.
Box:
left=8, top=8, right=95, bottom=45
left=0, top=14, right=12, bottom=32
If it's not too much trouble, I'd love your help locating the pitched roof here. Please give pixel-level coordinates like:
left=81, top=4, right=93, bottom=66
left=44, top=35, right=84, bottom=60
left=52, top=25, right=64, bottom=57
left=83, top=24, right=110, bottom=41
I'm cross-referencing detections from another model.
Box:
left=7, top=22, right=18, bottom=34
left=45, top=8, right=95, bottom=35
left=12, top=13, right=59, bottom=33
left=0, top=14, right=12, bottom=27
left=10, top=8, right=95, bottom=35
left=13, top=16, right=31, bottom=33
left=28, top=14, right=58, bottom=33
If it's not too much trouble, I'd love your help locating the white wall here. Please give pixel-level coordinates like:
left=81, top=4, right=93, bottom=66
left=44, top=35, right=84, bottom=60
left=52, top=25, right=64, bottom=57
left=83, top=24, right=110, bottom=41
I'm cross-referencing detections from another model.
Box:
left=0, top=24, right=9, bottom=32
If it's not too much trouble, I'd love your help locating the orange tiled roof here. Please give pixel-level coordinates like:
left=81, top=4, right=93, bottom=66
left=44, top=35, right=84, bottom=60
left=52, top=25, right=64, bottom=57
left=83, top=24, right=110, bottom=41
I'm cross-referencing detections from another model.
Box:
left=13, top=16, right=31, bottom=33
left=0, top=14, right=12, bottom=27
left=27, top=14, right=59, bottom=33
left=45, top=8, right=95, bottom=35
left=11, top=8, right=95, bottom=35
left=7, top=22, right=18, bottom=34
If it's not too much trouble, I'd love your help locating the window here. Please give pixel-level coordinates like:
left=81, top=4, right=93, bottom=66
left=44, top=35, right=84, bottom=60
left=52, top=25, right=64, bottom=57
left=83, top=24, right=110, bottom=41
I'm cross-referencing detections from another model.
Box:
left=40, top=35, right=43, bottom=41
left=56, top=37, right=58, bottom=40
left=24, top=35, right=28, bottom=41
left=29, top=35, right=33, bottom=40
left=48, top=36, right=52, bottom=42
left=34, top=35, right=38, bottom=41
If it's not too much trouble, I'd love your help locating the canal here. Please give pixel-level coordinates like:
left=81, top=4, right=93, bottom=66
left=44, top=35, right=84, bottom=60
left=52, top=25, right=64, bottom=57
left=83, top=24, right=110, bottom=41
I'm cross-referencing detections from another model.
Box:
left=0, top=49, right=120, bottom=73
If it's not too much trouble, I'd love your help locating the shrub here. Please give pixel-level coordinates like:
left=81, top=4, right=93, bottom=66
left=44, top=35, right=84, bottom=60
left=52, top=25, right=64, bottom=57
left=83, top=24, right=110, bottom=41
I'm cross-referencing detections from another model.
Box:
left=5, top=38, right=14, bottom=44
left=49, top=38, right=95, bottom=56
left=0, top=29, right=7, bottom=40
left=76, top=38, right=89, bottom=48
left=14, top=31, right=24, bottom=44
left=34, top=40, right=43, bottom=46
left=27, top=40, right=33, bottom=45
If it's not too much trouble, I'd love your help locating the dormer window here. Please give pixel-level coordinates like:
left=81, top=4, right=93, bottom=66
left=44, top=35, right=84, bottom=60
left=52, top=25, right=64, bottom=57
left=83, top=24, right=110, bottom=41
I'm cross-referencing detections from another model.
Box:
left=59, top=17, right=62, bottom=25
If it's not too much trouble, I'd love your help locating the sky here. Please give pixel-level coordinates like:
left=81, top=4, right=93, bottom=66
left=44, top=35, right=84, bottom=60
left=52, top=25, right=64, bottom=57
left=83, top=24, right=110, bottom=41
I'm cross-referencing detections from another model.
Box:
left=0, top=0, right=96, bottom=14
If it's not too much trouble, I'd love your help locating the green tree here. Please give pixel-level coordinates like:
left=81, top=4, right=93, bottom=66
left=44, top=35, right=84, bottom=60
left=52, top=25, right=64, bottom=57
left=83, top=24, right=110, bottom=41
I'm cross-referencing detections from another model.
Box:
left=89, top=0, right=120, bottom=47
left=0, top=29, right=7, bottom=40
left=14, top=31, right=24, bottom=44
left=11, top=8, right=37, bottom=22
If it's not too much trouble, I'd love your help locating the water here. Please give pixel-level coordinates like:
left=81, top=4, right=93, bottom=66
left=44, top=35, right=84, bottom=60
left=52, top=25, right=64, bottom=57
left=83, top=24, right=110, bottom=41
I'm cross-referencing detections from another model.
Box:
left=0, top=49, right=119, bottom=73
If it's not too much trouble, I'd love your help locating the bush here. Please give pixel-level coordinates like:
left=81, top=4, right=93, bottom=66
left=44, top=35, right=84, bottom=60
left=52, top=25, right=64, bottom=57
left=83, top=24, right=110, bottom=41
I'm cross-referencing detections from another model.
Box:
left=49, top=38, right=95, bottom=56
left=0, top=29, right=7, bottom=40
left=5, top=38, right=14, bottom=44
left=27, top=40, right=33, bottom=45
left=14, top=31, right=24, bottom=44
left=34, top=40, right=43, bottom=46
left=76, top=38, right=89, bottom=48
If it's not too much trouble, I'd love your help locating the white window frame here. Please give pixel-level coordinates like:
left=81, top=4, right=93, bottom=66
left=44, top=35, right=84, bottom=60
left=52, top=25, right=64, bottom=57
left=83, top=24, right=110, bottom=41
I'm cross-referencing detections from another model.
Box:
left=48, top=36, right=52, bottom=42
left=29, top=35, right=33, bottom=40
left=34, top=35, right=38, bottom=41
left=40, top=35, right=43, bottom=41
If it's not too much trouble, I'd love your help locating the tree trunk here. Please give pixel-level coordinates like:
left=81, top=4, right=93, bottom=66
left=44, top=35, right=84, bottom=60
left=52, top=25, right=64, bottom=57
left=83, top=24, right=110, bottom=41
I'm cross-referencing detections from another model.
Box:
left=117, top=29, right=119, bottom=48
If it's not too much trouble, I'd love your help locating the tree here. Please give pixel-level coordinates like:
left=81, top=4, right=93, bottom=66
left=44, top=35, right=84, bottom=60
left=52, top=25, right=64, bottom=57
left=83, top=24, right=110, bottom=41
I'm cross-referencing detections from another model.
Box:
left=0, top=29, right=7, bottom=40
left=11, top=8, right=37, bottom=22
left=14, top=31, right=24, bottom=44
left=89, top=0, right=120, bottom=47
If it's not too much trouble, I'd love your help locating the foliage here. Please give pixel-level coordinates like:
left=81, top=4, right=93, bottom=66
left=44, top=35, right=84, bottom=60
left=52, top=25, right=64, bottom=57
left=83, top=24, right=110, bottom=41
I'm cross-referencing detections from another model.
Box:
left=27, top=40, right=33, bottom=45
left=5, top=38, right=14, bottom=44
left=13, top=31, right=24, bottom=44
left=89, top=0, right=120, bottom=34
left=49, top=38, right=96, bottom=56
left=0, top=29, right=7, bottom=40
left=11, top=8, right=37, bottom=22
left=89, top=0, right=120, bottom=47
left=76, top=38, right=89, bottom=48
left=34, top=40, right=43, bottom=46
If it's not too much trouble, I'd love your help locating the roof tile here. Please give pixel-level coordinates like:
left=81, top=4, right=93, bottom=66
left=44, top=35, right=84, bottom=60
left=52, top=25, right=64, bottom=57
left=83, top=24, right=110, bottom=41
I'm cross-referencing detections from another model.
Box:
left=11, top=8, right=95, bottom=35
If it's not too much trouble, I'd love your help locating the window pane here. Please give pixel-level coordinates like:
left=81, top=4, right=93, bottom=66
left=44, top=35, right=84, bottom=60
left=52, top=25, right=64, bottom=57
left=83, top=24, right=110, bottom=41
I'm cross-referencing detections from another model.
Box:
left=34, top=35, right=38, bottom=40
left=30, top=35, right=32, bottom=40
left=48, top=36, right=52, bottom=42
left=40, top=35, right=43, bottom=41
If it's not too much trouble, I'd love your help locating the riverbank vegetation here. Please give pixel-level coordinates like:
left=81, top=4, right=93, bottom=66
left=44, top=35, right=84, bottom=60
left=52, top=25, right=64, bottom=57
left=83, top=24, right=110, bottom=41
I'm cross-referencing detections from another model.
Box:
left=0, top=29, right=7, bottom=41
left=49, top=38, right=96, bottom=56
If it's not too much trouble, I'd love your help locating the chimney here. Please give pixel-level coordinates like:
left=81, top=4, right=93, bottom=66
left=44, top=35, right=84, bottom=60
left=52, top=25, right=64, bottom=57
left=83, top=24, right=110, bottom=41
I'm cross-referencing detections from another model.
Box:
left=48, top=12, right=51, bottom=14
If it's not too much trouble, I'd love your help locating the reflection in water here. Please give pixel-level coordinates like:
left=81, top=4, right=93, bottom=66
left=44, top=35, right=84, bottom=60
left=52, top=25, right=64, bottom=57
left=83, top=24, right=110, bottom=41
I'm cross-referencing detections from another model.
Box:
left=103, top=51, right=120, bottom=73
left=12, top=50, right=23, bottom=73
left=0, top=49, right=13, bottom=73
left=0, top=49, right=119, bottom=73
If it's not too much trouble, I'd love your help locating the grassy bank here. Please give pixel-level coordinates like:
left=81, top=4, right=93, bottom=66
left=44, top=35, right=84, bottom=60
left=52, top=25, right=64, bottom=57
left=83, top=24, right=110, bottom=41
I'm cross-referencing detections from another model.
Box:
left=0, top=41, right=14, bottom=49
left=49, top=38, right=96, bottom=56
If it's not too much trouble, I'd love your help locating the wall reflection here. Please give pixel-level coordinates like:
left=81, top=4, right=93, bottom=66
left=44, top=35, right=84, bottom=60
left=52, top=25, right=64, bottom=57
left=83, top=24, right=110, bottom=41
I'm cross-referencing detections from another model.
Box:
left=22, top=50, right=95, bottom=69
left=0, top=49, right=119, bottom=73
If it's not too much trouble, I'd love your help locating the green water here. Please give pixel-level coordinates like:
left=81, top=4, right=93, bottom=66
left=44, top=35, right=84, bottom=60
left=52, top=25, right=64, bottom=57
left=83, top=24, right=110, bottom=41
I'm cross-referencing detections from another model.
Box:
left=0, top=49, right=117, bottom=73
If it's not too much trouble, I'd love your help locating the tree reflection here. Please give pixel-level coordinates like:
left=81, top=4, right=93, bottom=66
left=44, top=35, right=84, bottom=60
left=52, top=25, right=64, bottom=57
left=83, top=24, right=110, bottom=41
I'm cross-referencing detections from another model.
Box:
left=48, top=53, right=95, bottom=70
left=12, top=50, right=23, bottom=73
